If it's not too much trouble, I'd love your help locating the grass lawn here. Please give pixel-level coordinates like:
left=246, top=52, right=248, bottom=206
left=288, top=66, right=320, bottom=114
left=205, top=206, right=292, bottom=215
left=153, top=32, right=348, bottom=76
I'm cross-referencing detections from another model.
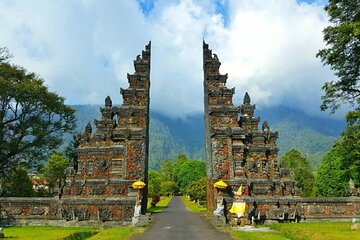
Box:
left=231, top=231, right=289, bottom=240
left=180, top=196, right=207, bottom=213
left=231, top=222, right=360, bottom=240
left=2, top=226, right=144, bottom=240
left=88, top=227, right=144, bottom=240
left=147, top=196, right=173, bottom=213
left=2, top=226, right=95, bottom=240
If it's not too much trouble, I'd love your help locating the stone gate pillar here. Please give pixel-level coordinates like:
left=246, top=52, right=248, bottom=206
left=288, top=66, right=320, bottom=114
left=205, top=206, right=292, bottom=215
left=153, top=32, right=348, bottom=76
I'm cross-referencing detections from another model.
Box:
left=203, top=41, right=297, bottom=214
left=62, top=42, right=151, bottom=222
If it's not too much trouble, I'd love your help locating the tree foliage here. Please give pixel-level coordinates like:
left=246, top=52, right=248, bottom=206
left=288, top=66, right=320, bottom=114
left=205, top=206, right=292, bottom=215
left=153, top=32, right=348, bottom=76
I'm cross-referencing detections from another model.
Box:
left=2, top=167, right=34, bottom=197
left=186, top=177, right=207, bottom=202
left=0, top=61, right=76, bottom=177
left=148, top=170, right=162, bottom=199
left=42, top=153, right=69, bottom=189
left=0, top=47, right=12, bottom=63
left=316, top=110, right=360, bottom=196
left=316, top=0, right=360, bottom=112
left=64, top=134, right=80, bottom=172
left=316, top=146, right=349, bottom=197
left=280, top=149, right=315, bottom=197
left=148, top=154, right=207, bottom=202
left=174, top=158, right=206, bottom=194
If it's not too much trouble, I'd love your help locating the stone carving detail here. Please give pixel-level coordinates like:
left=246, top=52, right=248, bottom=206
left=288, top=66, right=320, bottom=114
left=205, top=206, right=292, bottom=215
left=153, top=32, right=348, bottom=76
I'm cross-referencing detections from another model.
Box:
left=75, top=186, right=83, bottom=195
left=8, top=208, right=22, bottom=215
left=98, top=208, right=112, bottom=221
left=74, top=208, right=90, bottom=221
left=354, top=206, right=360, bottom=215
left=90, top=187, right=105, bottom=195
left=308, top=207, right=325, bottom=214
left=85, top=123, right=92, bottom=134
left=49, top=206, right=58, bottom=217
left=349, top=178, right=359, bottom=197
left=97, top=160, right=111, bottom=171
left=112, top=187, right=125, bottom=195
left=61, top=208, right=73, bottom=221
left=29, top=207, right=45, bottom=215
left=267, top=206, right=285, bottom=220
left=331, top=208, right=346, bottom=215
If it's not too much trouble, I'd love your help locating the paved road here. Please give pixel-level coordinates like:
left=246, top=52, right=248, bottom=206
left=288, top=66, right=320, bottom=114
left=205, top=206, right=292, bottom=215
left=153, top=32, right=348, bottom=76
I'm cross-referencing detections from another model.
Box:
left=131, top=196, right=232, bottom=240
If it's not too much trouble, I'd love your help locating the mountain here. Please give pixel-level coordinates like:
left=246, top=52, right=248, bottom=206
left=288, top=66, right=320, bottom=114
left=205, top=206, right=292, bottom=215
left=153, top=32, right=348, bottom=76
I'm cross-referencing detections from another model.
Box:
left=66, top=105, right=345, bottom=170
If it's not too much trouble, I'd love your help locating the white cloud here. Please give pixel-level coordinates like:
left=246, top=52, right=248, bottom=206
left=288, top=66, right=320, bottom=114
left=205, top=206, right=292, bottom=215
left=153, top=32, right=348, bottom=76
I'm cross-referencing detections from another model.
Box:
left=211, top=0, right=333, bottom=116
left=0, top=0, right=339, bottom=119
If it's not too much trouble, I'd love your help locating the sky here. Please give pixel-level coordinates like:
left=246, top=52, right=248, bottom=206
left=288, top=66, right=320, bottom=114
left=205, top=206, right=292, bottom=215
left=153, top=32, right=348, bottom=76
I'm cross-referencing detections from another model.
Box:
left=0, top=0, right=341, bottom=119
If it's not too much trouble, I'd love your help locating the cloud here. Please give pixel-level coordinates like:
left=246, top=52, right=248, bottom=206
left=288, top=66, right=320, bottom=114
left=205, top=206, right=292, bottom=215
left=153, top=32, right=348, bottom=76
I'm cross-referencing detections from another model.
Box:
left=208, top=0, right=334, bottom=117
left=0, top=0, right=339, bottom=119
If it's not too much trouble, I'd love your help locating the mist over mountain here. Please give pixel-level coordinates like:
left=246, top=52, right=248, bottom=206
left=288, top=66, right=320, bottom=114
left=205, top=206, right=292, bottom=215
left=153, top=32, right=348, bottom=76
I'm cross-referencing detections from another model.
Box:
left=68, top=105, right=345, bottom=170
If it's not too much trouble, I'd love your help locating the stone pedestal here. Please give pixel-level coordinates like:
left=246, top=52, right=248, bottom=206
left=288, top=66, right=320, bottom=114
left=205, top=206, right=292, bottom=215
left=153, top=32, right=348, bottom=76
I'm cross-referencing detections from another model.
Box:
left=351, top=223, right=359, bottom=231
left=132, top=214, right=148, bottom=226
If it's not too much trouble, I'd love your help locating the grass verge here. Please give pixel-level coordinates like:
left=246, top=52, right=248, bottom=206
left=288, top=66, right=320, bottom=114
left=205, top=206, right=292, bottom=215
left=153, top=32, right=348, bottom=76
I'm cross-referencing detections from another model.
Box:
left=231, top=231, right=289, bottom=240
left=270, top=222, right=360, bottom=240
left=147, top=196, right=173, bottom=213
left=231, top=222, right=360, bottom=240
left=180, top=196, right=207, bottom=213
left=88, top=227, right=144, bottom=240
left=2, top=226, right=145, bottom=240
left=2, top=226, right=95, bottom=240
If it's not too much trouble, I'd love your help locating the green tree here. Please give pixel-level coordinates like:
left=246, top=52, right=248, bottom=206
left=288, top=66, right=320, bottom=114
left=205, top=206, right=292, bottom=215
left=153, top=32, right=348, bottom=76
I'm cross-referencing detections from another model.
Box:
left=64, top=134, right=80, bottom=172
left=173, top=154, right=189, bottom=187
left=160, top=160, right=174, bottom=181
left=2, top=167, right=34, bottom=197
left=160, top=180, right=177, bottom=196
left=42, top=153, right=69, bottom=190
left=316, top=110, right=360, bottom=196
left=316, top=0, right=360, bottom=112
left=159, top=160, right=177, bottom=195
left=175, top=153, right=189, bottom=165
left=175, top=159, right=206, bottom=194
left=340, top=111, right=360, bottom=182
left=0, top=62, right=76, bottom=177
left=316, top=145, right=349, bottom=197
left=280, top=149, right=315, bottom=197
left=148, top=170, right=162, bottom=196
left=186, top=177, right=207, bottom=202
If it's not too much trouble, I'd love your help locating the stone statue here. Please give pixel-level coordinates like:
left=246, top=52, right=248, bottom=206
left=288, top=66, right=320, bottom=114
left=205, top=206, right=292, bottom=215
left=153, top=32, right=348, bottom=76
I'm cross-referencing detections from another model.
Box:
left=213, top=192, right=224, bottom=217
left=349, top=178, right=359, bottom=197
left=229, top=185, right=246, bottom=226
left=133, top=191, right=142, bottom=218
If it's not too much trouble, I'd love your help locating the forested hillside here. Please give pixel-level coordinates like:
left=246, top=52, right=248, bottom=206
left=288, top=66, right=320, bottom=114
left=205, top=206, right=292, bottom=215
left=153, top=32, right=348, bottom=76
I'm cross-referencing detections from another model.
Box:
left=67, top=105, right=344, bottom=170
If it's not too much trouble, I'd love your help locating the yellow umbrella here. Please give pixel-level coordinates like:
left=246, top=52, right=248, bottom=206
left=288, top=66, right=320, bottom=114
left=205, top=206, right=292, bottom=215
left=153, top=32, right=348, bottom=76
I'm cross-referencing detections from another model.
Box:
left=214, top=180, right=228, bottom=189
left=132, top=180, right=146, bottom=189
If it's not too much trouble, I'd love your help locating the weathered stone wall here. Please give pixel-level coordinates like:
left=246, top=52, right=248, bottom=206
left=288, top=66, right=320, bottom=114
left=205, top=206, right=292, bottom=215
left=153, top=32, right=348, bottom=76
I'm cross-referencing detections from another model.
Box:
left=239, top=197, right=360, bottom=222
left=2, top=196, right=359, bottom=225
left=0, top=198, right=59, bottom=226
left=0, top=197, right=136, bottom=226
